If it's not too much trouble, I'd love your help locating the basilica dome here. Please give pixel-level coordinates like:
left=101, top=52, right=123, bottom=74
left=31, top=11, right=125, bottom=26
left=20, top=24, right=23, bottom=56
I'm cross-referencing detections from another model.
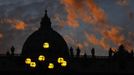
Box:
left=21, top=10, right=70, bottom=61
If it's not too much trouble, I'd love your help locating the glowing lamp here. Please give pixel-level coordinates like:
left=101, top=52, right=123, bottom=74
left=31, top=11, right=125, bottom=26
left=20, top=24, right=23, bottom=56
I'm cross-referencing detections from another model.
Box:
left=61, top=61, right=67, bottom=67
left=25, top=58, right=31, bottom=64
left=43, top=42, right=49, bottom=48
left=57, top=57, right=64, bottom=63
left=38, top=55, right=45, bottom=61
left=30, top=62, right=36, bottom=68
left=48, top=63, right=54, bottom=69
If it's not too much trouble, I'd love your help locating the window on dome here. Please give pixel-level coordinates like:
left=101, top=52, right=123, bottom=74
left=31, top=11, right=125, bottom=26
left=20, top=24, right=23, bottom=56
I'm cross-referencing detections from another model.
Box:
left=43, top=42, right=49, bottom=48
left=48, top=63, right=54, bottom=69
left=25, top=58, right=31, bottom=64
left=30, top=62, right=36, bottom=68
left=38, top=55, right=45, bottom=61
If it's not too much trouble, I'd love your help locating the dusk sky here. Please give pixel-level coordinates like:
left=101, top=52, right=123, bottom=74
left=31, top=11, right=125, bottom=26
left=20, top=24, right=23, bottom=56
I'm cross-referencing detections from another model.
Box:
left=0, top=0, right=134, bottom=56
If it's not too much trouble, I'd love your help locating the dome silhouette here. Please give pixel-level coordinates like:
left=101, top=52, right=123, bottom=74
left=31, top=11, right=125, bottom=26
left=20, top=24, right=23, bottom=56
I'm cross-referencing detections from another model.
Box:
left=21, top=10, right=70, bottom=61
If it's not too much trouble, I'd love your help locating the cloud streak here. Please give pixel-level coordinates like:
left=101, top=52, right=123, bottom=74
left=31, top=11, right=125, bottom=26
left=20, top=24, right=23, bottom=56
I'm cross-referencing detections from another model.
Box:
left=85, top=31, right=109, bottom=49
left=0, top=18, right=27, bottom=30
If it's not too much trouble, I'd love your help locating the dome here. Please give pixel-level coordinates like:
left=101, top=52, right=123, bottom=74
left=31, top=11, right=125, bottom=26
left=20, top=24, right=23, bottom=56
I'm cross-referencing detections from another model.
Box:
left=21, top=10, right=70, bottom=60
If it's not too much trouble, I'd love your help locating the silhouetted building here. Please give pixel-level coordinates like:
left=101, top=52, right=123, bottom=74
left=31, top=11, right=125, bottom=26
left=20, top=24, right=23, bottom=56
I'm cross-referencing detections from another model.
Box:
left=21, top=10, right=70, bottom=71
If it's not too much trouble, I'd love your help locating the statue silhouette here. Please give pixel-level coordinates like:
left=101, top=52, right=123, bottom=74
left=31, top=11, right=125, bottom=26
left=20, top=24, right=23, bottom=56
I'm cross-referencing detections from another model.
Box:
left=76, top=47, right=80, bottom=58
left=70, top=47, right=74, bottom=58
left=6, top=51, right=10, bottom=56
left=83, top=52, right=88, bottom=67
left=109, top=48, right=113, bottom=58
left=91, top=48, right=95, bottom=58
left=84, top=52, right=87, bottom=60
left=10, top=46, right=15, bottom=56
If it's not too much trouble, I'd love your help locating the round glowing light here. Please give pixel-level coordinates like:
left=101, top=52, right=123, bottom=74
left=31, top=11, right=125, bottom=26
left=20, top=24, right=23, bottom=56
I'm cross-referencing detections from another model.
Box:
left=43, top=42, right=49, bottom=48
left=30, top=62, right=36, bottom=68
left=48, top=63, right=54, bottom=69
left=57, top=57, right=64, bottom=63
left=38, top=55, right=45, bottom=61
left=25, top=58, right=31, bottom=64
left=61, top=61, right=67, bottom=67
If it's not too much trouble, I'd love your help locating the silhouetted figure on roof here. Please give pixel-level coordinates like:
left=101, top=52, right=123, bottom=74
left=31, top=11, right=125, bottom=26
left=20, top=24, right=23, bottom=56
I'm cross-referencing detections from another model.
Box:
left=11, top=46, right=15, bottom=56
left=91, top=48, right=95, bottom=58
left=76, top=47, right=80, bottom=58
left=84, top=52, right=87, bottom=60
left=70, top=47, right=74, bottom=58
left=83, top=52, right=88, bottom=67
left=6, top=51, right=10, bottom=56
left=109, top=48, right=113, bottom=58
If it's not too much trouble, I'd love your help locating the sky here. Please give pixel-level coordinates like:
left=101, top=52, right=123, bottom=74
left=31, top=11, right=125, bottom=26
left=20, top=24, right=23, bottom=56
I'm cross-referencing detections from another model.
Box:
left=0, top=0, right=134, bottom=56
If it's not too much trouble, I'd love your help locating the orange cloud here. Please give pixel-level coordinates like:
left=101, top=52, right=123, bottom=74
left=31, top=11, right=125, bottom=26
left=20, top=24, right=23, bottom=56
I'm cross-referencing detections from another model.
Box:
left=60, top=0, right=133, bottom=52
left=122, top=41, right=133, bottom=53
left=60, top=0, right=80, bottom=28
left=86, top=0, right=107, bottom=24
left=60, top=0, right=107, bottom=28
left=101, top=26, right=124, bottom=46
left=84, top=31, right=109, bottom=49
left=0, top=18, right=27, bottom=30
left=77, top=43, right=84, bottom=49
left=14, top=21, right=26, bottom=30
left=111, top=48, right=117, bottom=53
